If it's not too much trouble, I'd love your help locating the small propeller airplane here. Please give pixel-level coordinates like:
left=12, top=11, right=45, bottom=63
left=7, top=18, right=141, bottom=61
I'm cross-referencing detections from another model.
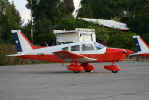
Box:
left=132, top=35, right=149, bottom=57
left=8, top=30, right=133, bottom=73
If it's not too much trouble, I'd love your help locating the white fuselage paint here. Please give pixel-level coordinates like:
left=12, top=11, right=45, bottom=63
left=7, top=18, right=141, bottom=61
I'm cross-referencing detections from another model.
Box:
left=21, top=42, right=107, bottom=55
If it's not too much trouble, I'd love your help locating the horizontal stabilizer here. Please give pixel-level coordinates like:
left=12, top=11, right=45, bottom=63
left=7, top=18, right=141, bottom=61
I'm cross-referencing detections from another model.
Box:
left=129, top=52, right=141, bottom=56
left=7, top=54, right=25, bottom=57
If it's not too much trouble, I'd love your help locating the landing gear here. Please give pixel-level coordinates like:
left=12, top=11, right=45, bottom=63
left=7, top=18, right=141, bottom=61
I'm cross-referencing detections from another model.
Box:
left=112, top=71, right=119, bottom=73
left=81, top=63, right=95, bottom=72
left=104, top=64, right=120, bottom=73
left=67, top=61, right=95, bottom=73
left=67, top=61, right=84, bottom=73
left=67, top=61, right=120, bottom=73
left=73, top=71, right=81, bottom=73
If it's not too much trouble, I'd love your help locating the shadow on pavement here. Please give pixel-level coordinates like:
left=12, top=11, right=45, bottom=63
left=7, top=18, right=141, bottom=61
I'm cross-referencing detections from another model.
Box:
left=15, top=70, right=111, bottom=75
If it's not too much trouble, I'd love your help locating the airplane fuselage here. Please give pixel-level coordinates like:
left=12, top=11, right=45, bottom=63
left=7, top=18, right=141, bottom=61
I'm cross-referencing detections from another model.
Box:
left=18, top=45, right=131, bottom=63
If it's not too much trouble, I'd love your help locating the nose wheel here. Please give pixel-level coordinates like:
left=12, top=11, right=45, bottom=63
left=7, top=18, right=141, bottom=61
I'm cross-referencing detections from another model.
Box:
left=112, top=71, right=119, bottom=73
left=104, top=64, right=120, bottom=73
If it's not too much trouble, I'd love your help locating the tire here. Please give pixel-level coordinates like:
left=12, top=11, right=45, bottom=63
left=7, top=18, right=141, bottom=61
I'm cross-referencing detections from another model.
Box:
left=73, top=71, right=80, bottom=73
left=85, top=70, right=94, bottom=72
left=85, top=70, right=91, bottom=72
left=112, top=71, right=119, bottom=73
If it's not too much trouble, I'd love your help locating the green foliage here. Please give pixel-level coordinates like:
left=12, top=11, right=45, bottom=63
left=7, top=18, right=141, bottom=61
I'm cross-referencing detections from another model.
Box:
left=33, top=18, right=55, bottom=45
left=0, top=0, right=21, bottom=44
left=24, top=0, right=75, bottom=45
left=0, top=0, right=22, bottom=65
left=57, top=17, right=96, bottom=30
left=79, top=0, right=149, bottom=34
left=107, top=31, right=136, bottom=50
left=140, top=33, right=149, bottom=45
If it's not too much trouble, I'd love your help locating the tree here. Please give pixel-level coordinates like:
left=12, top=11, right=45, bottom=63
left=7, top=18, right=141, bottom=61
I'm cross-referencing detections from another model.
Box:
left=25, top=0, right=74, bottom=45
left=0, top=0, right=21, bottom=43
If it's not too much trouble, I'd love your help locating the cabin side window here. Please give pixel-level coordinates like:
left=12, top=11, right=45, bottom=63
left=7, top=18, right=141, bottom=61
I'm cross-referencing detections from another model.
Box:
left=62, top=47, right=69, bottom=51
left=71, top=45, right=80, bottom=51
left=82, top=43, right=94, bottom=51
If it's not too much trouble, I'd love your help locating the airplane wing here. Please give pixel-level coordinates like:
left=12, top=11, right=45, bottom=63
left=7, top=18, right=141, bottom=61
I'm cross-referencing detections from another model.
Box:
left=53, top=50, right=97, bottom=63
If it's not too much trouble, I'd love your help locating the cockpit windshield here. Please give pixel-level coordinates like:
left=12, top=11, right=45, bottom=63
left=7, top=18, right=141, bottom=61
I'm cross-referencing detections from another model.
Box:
left=94, top=42, right=105, bottom=50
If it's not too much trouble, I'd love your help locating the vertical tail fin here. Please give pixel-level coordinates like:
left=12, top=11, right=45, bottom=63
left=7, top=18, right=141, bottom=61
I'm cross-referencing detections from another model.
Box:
left=133, top=35, right=149, bottom=52
left=11, top=30, right=33, bottom=52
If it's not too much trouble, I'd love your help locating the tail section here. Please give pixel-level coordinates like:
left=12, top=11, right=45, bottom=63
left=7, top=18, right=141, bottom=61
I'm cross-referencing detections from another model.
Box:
left=133, top=35, right=149, bottom=52
left=11, top=30, right=34, bottom=52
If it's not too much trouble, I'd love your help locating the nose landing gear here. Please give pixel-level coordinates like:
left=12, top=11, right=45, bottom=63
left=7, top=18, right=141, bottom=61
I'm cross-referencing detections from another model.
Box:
left=104, top=64, right=120, bottom=73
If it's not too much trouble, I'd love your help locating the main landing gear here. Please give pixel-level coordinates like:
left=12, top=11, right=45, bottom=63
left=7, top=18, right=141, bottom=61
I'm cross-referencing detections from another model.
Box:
left=81, top=63, right=95, bottom=72
left=104, top=63, right=120, bottom=73
left=67, top=61, right=95, bottom=73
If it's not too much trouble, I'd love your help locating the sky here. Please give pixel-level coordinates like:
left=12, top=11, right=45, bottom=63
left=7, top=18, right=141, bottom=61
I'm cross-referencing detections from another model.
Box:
left=8, top=0, right=31, bottom=24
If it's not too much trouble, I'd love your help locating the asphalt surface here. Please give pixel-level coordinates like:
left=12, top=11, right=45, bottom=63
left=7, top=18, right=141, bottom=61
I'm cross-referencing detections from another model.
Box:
left=0, top=62, right=149, bottom=100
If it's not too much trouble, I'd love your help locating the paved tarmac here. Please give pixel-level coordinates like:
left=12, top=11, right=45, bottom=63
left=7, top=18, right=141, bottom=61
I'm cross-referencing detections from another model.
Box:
left=0, top=62, right=149, bottom=100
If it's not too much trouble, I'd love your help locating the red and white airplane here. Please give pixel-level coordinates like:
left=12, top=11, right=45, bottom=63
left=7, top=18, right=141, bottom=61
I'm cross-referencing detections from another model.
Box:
left=8, top=30, right=133, bottom=73
left=132, top=35, right=149, bottom=57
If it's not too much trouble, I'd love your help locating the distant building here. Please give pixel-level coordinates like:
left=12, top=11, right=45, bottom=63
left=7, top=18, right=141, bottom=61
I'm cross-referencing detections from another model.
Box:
left=53, top=28, right=96, bottom=44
